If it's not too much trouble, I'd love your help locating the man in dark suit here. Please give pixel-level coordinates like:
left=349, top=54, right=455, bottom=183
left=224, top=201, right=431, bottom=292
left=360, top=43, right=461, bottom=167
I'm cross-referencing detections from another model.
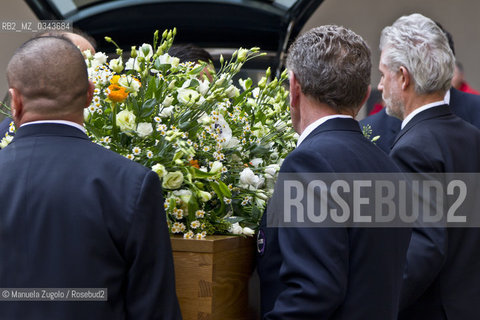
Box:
left=360, top=25, right=480, bottom=154
left=378, top=13, right=480, bottom=319
left=0, top=37, right=181, bottom=319
left=257, top=25, right=411, bottom=319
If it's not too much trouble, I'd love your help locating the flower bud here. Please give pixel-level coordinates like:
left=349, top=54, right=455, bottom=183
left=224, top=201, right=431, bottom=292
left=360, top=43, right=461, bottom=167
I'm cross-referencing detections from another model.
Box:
left=130, top=46, right=137, bottom=58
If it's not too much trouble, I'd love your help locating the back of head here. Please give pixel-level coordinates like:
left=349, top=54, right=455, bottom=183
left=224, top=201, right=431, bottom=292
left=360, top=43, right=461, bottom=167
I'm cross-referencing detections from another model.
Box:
left=286, top=25, right=372, bottom=112
left=168, top=44, right=213, bottom=64
left=380, top=13, right=455, bottom=95
left=7, top=36, right=89, bottom=120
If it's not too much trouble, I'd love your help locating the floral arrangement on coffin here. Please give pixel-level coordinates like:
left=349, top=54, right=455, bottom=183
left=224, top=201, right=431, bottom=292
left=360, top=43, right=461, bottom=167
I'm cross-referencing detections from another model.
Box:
left=82, top=29, right=296, bottom=239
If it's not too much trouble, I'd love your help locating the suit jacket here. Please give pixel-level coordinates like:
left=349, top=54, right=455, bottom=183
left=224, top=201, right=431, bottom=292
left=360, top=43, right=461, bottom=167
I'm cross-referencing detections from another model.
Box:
left=360, top=88, right=480, bottom=153
left=389, top=105, right=480, bottom=320
left=0, top=123, right=182, bottom=320
left=257, top=118, right=411, bottom=320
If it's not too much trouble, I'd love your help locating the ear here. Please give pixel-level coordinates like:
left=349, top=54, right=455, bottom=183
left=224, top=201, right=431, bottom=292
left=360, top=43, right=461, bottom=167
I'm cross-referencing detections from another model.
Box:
left=9, top=88, right=23, bottom=125
left=399, top=66, right=410, bottom=91
left=85, top=80, right=95, bottom=108
left=288, top=71, right=301, bottom=109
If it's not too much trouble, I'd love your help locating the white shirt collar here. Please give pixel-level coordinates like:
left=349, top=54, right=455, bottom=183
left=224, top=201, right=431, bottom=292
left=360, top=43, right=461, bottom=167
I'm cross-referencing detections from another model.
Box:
left=401, top=100, right=445, bottom=129
left=20, top=120, right=86, bottom=133
left=444, top=89, right=451, bottom=105
left=297, top=114, right=353, bottom=147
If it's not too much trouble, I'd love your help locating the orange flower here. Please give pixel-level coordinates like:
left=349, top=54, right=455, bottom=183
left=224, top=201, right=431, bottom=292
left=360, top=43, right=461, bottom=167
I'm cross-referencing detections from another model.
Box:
left=108, top=84, right=128, bottom=103
left=189, top=159, right=200, bottom=169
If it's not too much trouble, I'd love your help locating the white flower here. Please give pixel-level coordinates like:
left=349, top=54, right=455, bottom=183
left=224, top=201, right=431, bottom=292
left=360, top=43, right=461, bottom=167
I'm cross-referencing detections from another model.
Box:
left=252, top=87, right=260, bottom=99
left=173, top=189, right=193, bottom=207
left=250, top=158, right=263, bottom=168
left=222, top=137, right=240, bottom=149
left=198, top=79, right=210, bottom=95
left=225, top=85, right=240, bottom=98
left=152, top=163, right=167, bottom=178
left=162, top=171, right=184, bottom=189
left=136, top=122, right=153, bottom=137
left=116, top=110, right=136, bottom=133
left=197, top=190, right=212, bottom=202
left=229, top=222, right=243, bottom=235
left=125, top=57, right=141, bottom=72
left=138, top=43, right=153, bottom=61
left=159, top=106, right=174, bottom=118
left=162, top=95, right=174, bottom=107
left=191, top=220, right=201, bottom=229
left=184, top=231, right=194, bottom=239
left=90, top=52, right=108, bottom=68
left=146, top=151, right=154, bottom=159
left=195, top=232, right=207, bottom=240
left=132, top=146, right=141, bottom=155
left=242, top=227, right=255, bottom=236
left=210, top=161, right=223, bottom=174
left=0, top=134, right=13, bottom=149
left=215, top=114, right=232, bottom=141
left=118, top=75, right=141, bottom=95
left=109, top=57, right=124, bottom=73
left=195, top=210, right=205, bottom=218
left=264, top=164, right=280, bottom=178
left=158, top=53, right=180, bottom=68
left=239, top=168, right=264, bottom=189
left=177, top=88, right=200, bottom=105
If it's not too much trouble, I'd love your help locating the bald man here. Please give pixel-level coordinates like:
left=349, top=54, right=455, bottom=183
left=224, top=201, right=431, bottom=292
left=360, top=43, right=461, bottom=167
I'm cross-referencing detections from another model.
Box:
left=0, top=37, right=181, bottom=319
left=0, top=30, right=95, bottom=140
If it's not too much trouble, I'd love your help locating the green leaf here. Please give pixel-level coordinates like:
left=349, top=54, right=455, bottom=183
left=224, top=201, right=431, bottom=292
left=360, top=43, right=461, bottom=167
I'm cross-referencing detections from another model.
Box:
left=140, top=98, right=157, bottom=118
left=189, top=167, right=217, bottom=179
left=218, top=180, right=232, bottom=198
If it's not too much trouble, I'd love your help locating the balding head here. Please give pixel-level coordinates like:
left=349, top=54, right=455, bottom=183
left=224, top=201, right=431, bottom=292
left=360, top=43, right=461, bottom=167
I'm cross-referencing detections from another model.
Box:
left=38, top=30, right=96, bottom=54
left=7, top=36, right=92, bottom=125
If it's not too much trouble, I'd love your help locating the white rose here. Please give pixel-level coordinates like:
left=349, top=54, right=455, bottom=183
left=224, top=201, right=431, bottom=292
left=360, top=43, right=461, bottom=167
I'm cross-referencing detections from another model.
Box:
left=90, top=52, right=108, bottom=69
left=177, top=88, right=200, bottom=105
left=152, top=163, right=167, bottom=178
left=264, top=164, right=280, bottom=178
left=109, top=57, right=124, bottom=73
left=162, top=171, right=184, bottom=189
left=229, top=222, right=243, bottom=235
left=136, top=122, right=153, bottom=137
left=116, top=110, right=136, bottom=133
left=159, top=106, right=174, bottom=118
left=239, top=168, right=264, bottom=189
